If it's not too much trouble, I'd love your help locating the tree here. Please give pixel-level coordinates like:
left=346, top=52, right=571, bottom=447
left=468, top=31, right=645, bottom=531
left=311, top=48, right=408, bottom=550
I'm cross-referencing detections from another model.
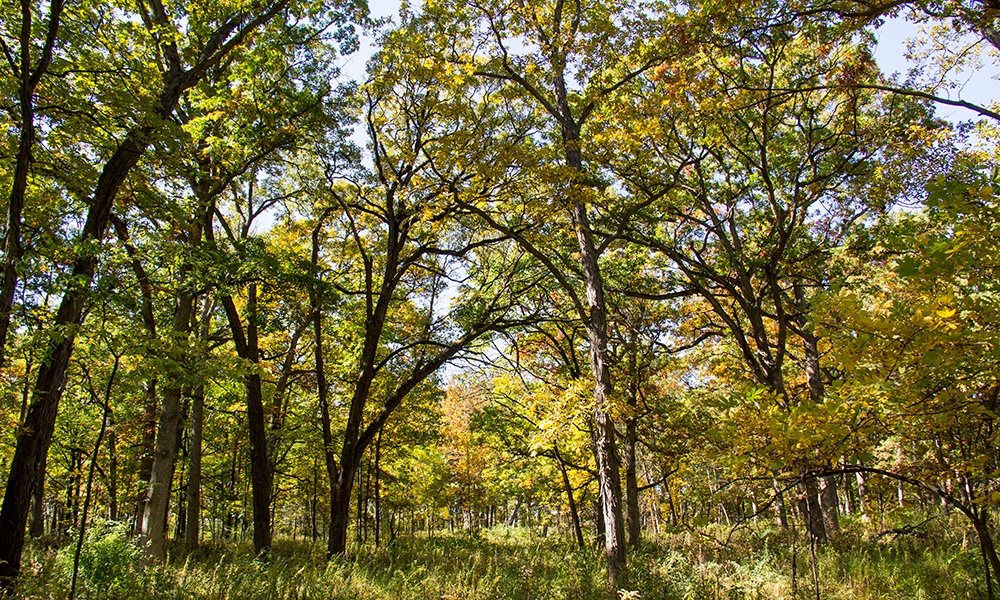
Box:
left=0, top=0, right=345, bottom=587
left=603, top=25, right=934, bottom=543
left=0, top=0, right=65, bottom=366
left=818, top=149, right=1000, bottom=590
left=418, top=0, right=683, bottom=583
left=293, top=43, right=542, bottom=553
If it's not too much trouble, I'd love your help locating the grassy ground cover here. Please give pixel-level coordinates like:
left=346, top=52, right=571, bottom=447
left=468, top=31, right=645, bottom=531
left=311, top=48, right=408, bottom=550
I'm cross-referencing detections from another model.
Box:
left=15, top=517, right=988, bottom=599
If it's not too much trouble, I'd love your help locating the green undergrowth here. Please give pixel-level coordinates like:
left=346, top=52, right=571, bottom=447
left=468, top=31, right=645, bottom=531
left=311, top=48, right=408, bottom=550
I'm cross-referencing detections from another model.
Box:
left=16, top=518, right=989, bottom=600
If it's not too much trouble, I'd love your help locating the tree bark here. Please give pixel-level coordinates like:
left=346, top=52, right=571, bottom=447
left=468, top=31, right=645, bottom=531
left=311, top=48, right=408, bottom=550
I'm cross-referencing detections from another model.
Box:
left=185, top=384, right=205, bottom=551
left=797, top=467, right=827, bottom=544
left=570, top=196, right=626, bottom=585
left=134, top=380, right=158, bottom=534
left=139, top=283, right=196, bottom=558
left=624, top=415, right=641, bottom=548
left=28, top=456, right=45, bottom=539
left=554, top=446, right=585, bottom=549
left=820, top=475, right=840, bottom=536
left=221, top=286, right=273, bottom=556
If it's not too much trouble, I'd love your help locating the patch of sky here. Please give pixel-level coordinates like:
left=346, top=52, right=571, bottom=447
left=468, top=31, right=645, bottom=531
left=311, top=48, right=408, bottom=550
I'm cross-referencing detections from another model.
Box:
left=873, top=16, right=999, bottom=122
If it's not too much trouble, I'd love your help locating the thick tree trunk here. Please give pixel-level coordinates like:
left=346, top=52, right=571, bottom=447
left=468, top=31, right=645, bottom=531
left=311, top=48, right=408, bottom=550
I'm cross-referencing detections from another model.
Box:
left=795, top=286, right=836, bottom=539
left=134, top=380, right=158, bottom=534
left=0, top=123, right=155, bottom=589
left=246, top=372, right=272, bottom=555
left=139, top=385, right=184, bottom=558
left=327, top=459, right=357, bottom=555
left=820, top=476, right=840, bottom=536
left=139, top=283, right=196, bottom=558
left=29, top=456, right=45, bottom=538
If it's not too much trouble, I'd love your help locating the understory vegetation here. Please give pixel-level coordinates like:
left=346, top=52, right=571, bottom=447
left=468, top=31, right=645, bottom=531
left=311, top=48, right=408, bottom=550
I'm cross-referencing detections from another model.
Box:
left=17, top=516, right=987, bottom=600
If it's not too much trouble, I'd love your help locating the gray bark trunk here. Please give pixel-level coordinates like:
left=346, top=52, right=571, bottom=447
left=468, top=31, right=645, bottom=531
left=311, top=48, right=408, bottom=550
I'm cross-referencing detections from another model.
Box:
left=820, top=475, right=840, bottom=536
left=139, top=281, right=196, bottom=558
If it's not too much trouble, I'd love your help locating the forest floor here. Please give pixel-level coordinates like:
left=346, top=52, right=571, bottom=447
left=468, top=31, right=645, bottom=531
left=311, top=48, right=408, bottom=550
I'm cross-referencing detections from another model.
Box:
left=16, top=514, right=988, bottom=599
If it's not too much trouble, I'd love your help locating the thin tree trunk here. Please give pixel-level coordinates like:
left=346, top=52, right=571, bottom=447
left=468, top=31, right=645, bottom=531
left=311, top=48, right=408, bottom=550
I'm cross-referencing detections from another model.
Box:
left=184, top=298, right=212, bottom=551
left=70, top=357, right=116, bottom=600
left=797, top=467, right=827, bottom=544
left=554, top=446, right=585, bottom=549
left=0, top=0, right=64, bottom=366
left=185, top=384, right=205, bottom=551
left=773, top=476, right=788, bottom=529
left=221, top=287, right=273, bottom=556
left=107, top=410, right=118, bottom=522
left=374, top=429, right=382, bottom=548
left=624, top=416, right=641, bottom=548
left=856, top=466, right=869, bottom=521
left=507, top=496, right=523, bottom=527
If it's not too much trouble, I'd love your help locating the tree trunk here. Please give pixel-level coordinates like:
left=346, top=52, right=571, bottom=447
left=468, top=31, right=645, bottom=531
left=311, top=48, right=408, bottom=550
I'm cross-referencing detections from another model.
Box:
left=69, top=387, right=111, bottom=600
left=820, top=475, right=840, bottom=536
left=507, top=495, right=523, bottom=527
left=797, top=469, right=827, bottom=544
left=107, top=410, right=118, bottom=522
left=327, top=459, right=357, bottom=555
left=554, top=446, right=585, bottom=549
left=773, top=476, right=788, bottom=529
left=0, top=125, right=154, bottom=588
left=574, top=196, right=626, bottom=585
left=185, top=384, right=205, bottom=551
left=856, top=467, right=869, bottom=521
left=28, top=454, right=45, bottom=539
left=0, top=0, right=65, bottom=366
left=559, top=98, right=626, bottom=582
left=139, top=283, right=196, bottom=558
left=972, top=510, right=1000, bottom=600
left=624, top=416, right=641, bottom=548
left=134, top=380, right=158, bottom=534
left=221, top=287, right=273, bottom=556
left=374, top=429, right=382, bottom=547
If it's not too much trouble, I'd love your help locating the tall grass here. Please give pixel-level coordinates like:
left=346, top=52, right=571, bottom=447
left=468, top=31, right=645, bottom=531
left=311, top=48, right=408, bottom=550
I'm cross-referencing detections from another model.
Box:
left=15, top=517, right=987, bottom=599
